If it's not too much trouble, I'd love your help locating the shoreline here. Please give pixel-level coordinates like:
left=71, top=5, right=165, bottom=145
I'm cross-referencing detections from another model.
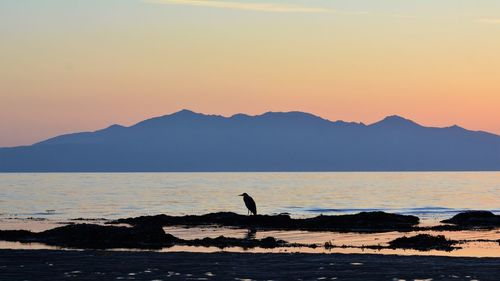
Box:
left=1, top=211, right=499, bottom=258
left=1, top=249, right=499, bottom=281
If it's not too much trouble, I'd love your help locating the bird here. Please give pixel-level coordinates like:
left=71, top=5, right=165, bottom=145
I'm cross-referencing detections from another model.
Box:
left=239, top=193, right=257, bottom=215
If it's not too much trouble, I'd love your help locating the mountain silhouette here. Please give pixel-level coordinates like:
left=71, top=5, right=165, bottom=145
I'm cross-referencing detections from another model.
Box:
left=0, top=110, right=499, bottom=172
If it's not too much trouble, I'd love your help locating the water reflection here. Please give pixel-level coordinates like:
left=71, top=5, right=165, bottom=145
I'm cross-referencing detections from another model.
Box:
left=0, top=221, right=498, bottom=257
left=246, top=228, right=257, bottom=240
left=1, top=240, right=498, bottom=258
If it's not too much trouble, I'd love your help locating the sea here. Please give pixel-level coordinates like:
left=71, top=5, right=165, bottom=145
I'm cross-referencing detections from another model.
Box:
left=0, top=172, right=498, bottom=221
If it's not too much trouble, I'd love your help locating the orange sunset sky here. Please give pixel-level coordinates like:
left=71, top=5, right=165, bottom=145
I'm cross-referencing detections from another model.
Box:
left=1, top=0, right=499, bottom=147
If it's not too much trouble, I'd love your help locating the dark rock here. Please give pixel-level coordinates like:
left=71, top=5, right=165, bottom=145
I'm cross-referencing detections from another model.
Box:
left=110, top=211, right=419, bottom=232
left=41, top=223, right=178, bottom=248
left=417, top=224, right=470, bottom=231
left=0, top=224, right=179, bottom=249
left=0, top=230, right=35, bottom=242
left=441, top=211, right=500, bottom=227
left=0, top=224, right=300, bottom=250
left=187, top=235, right=288, bottom=249
left=389, top=234, right=457, bottom=251
left=302, top=212, right=419, bottom=231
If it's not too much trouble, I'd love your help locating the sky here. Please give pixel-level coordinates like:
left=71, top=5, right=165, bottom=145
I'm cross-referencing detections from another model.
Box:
left=1, top=0, right=499, bottom=147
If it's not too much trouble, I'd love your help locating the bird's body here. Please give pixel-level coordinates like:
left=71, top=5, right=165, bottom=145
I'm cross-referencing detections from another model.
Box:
left=239, top=193, right=257, bottom=215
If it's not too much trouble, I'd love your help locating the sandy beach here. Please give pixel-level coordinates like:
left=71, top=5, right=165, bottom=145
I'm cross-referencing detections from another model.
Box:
left=1, top=249, right=499, bottom=281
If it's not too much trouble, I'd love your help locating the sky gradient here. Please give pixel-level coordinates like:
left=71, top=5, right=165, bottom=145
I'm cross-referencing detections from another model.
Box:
left=1, top=0, right=499, bottom=147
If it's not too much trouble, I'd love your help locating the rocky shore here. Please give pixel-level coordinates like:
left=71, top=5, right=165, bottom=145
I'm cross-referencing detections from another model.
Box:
left=109, top=211, right=420, bottom=232
left=0, top=211, right=498, bottom=251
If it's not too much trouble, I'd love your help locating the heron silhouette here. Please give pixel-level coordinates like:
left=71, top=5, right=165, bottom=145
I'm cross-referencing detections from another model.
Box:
left=239, top=193, right=257, bottom=215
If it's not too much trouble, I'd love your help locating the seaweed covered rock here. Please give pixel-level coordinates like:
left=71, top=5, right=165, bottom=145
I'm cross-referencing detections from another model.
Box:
left=187, top=235, right=287, bottom=249
left=0, top=230, right=34, bottom=242
left=389, top=234, right=457, bottom=251
left=111, top=212, right=294, bottom=229
left=0, top=224, right=300, bottom=250
left=303, top=212, right=419, bottom=232
left=441, top=211, right=500, bottom=227
left=0, top=223, right=179, bottom=249
left=42, top=223, right=178, bottom=248
left=110, top=211, right=419, bottom=232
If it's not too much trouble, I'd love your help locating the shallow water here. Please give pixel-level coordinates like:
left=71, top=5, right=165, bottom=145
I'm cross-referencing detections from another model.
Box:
left=0, top=172, right=499, bottom=257
left=0, top=172, right=498, bottom=220
left=1, top=225, right=498, bottom=257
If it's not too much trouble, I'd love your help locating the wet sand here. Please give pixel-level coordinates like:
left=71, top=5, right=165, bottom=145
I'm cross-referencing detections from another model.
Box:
left=0, top=249, right=498, bottom=281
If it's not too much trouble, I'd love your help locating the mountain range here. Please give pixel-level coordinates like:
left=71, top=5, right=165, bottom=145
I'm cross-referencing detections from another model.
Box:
left=1, top=109, right=499, bottom=172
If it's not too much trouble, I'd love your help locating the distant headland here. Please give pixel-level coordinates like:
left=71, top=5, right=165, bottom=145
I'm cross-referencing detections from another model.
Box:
left=0, top=110, right=499, bottom=172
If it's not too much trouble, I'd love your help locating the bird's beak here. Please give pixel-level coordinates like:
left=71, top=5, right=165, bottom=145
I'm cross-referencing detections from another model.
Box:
left=238, top=194, right=244, bottom=196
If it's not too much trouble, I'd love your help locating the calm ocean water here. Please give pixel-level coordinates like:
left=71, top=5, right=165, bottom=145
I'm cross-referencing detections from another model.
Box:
left=0, top=172, right=498, bottom=221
